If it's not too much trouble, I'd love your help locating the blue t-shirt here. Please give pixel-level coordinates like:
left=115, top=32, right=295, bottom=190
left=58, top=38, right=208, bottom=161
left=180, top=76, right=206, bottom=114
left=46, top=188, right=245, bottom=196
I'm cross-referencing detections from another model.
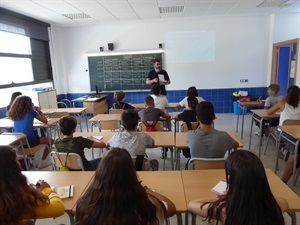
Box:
left=13, top=110, right=39, bottom=146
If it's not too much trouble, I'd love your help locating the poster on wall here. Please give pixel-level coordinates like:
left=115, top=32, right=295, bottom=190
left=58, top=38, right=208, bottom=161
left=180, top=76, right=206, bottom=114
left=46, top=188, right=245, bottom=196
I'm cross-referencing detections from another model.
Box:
left=290, top=60, right=296, bottom=78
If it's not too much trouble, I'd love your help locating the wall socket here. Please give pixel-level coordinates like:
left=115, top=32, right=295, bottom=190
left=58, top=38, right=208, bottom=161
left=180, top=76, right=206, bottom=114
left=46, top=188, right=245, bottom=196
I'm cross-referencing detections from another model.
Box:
left=240, top=79, right=248, bottom=83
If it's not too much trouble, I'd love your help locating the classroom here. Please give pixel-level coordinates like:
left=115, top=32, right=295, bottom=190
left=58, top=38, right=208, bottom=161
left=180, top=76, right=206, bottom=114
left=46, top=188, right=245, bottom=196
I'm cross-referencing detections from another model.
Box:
left=0, top=1, right=300, bottom=225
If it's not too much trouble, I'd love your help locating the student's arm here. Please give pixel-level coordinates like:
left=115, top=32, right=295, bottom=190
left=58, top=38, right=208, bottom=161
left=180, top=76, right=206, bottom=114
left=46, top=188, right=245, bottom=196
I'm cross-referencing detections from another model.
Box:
left=87, top=137, right=107, bottom=148
left=266, top=98, right=285, bottom=115
left=162, top=113, right=171, bottom=120
left=34, top=181, right=65, bottom=219
left=35, top=111, right=48, bottom=124
left=146, top=78, right=158, bottom=85
left=232, top=141, right=239, bottom=149
left=275, top=197, right=289, bottom=212
left=188, top=198, right=217, bottom=219
left=145, top=186, right=176, bottom=217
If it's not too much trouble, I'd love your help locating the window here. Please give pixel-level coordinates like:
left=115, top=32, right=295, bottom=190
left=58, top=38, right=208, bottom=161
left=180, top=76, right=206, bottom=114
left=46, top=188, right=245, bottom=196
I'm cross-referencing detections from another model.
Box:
left=0, top=31, right=34, bottom=85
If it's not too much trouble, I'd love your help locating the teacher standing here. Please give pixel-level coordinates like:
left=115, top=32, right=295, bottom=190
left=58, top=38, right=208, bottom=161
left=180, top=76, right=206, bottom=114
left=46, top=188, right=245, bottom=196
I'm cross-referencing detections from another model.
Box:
left=146, top=59, right=171, bottom=96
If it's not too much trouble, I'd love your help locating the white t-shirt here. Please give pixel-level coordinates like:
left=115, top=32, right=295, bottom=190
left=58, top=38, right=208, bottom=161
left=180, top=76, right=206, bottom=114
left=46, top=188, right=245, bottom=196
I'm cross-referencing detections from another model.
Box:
left=179, top=96, right=205, bottom=109
left=279, top=103, right=300, bottom=125
left=151, top=94, right=169, bottom=112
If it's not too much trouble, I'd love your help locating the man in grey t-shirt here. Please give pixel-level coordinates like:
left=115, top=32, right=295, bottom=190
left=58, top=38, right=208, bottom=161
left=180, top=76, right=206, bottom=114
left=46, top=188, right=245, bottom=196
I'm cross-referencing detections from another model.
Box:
left=187, top=101, right=239, bottom=158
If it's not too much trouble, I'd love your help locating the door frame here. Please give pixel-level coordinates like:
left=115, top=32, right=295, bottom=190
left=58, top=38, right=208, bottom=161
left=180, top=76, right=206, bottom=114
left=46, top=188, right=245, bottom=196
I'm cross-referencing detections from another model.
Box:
left=271, top=38, right=299, bottom=84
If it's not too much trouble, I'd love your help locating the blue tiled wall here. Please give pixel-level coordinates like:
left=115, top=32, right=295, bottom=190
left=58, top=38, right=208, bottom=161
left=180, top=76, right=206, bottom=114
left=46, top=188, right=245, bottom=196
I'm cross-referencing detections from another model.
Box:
left=65, top=87, right=268, bottom=114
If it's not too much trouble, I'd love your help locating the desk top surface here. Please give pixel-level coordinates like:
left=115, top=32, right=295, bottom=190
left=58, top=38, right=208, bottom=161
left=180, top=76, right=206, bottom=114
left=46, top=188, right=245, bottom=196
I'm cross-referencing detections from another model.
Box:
left=0, top=118, right=59, bottom=129
left=132, top=103, right=183, bottom=109
left=71, top=95, right=107, bottom=102
left=22, top=171, right=95, bottom=211
left=0, top=133, right=25, bottom=146
left=238, top=101, right=264, bottom=107
left=42, top=108, right=87, bottom=114
left=250, top=109, right=280, bottom=118
left=278, top=125, right=300, bottom=139
left=89, top=114, right=122, bottom=122
left=181, top=169, right=300, bottom=212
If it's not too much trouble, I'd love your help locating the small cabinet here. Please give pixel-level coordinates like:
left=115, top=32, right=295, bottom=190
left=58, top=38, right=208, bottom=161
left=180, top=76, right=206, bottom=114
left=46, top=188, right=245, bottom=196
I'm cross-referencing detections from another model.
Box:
left=30, top=90, right=58, bottom=109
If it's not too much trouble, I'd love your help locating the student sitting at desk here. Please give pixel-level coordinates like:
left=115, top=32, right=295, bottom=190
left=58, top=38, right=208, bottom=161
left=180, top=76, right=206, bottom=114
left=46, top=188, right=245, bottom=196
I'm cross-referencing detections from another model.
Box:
left=8, top=95, right=53, bottom=169
left=111, top=90, right=135, bottom=110
left=150, top=84, right=169, bottom=112
left=55, top=116, right=106, bottom=171
left=267, top=85, right=300, bottom=161
left=188, top=150, right=288, bottom=225
left=75, top=148, right=176, bottom=225
left=176, top=86, right=204, bottom=109
left=0, top=146, right=65, bottom=225
left=187, top=101, right=238, bottom=158
left=108, top=109, right=158, bottom=170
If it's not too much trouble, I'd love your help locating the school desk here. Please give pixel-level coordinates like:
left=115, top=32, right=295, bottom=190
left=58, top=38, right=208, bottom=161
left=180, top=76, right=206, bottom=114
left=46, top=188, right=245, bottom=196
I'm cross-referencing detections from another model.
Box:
left=174, top=132, right=243, bottom=170
left=132, top=103, right=183, bottom=111
left=42, top=107, right=88, bottom=132
left=235, top=101, right=264, bottom=139
left=181, top=169, right=300, bottom=225
left=88, top=113, right=122, bottom=131
left=277, top=125, right=300, bottom=188
left=249, top=109, right=280, bottom=157
left=22, top=171, right=95, bottom=225
left=138, top=171, right=186, bottom=225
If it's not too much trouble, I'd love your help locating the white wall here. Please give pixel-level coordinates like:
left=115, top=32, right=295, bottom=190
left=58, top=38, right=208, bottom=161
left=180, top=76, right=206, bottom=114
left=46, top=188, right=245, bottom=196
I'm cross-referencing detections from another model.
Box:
left=50, top=15, right=272, bottom=94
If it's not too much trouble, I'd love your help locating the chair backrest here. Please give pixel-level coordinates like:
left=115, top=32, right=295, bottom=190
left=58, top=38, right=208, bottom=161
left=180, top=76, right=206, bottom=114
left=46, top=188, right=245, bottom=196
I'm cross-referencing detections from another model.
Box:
left=50, top=151, right=84, bottom=171
left=181, top=122, right=199, bottom=132
left=98, top=120, right=120, bottom=131
left=109, top=109, right=124, bottom=114
left=188, top=157, right=225, bottom=170
left=51, top=111, right=69, bottom=118
left=283, top=119, right=300, bottom=125
left=140, top=121, right=163, bottom=132
left=132, top=155, right=147, bottom=171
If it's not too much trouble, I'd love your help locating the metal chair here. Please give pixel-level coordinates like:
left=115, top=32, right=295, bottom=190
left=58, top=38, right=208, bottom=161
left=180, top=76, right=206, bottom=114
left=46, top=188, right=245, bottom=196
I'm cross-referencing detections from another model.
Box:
left=50, top=151, right=84, bottom=171
left=98, top=120, right=121, bottom=132
left=140, top=121, right=164, bottom=132
left=264, top=119, right=300, bottom=155
left=109, top=109, right=124, bottom=114
left=180, top=122, right=199, bottom=132
left=187, top=157, right=225, bottom=170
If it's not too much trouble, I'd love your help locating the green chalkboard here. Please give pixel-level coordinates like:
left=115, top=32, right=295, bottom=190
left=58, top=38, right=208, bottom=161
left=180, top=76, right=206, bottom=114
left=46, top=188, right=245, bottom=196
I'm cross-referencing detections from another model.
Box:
left=88, top=53, right=162, bottom=91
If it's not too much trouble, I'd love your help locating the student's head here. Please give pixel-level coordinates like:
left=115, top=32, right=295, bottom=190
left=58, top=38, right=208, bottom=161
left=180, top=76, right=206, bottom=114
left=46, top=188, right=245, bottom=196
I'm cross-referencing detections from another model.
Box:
left=0, top=146, right=48, bottom=225
left=59, top=116, right=77, bottom=135
left=196, top=101, right=215, bottom=125
left=153, top=59, right=161, bottom=70
left=268, top=84, right=280, bottom=96
left=9, top=92, right=22, bottom=103
left=114, top=91, right=125, bottom=102
left=144, top=96, right=155, bottom=107
left=151, top=84, right=161, bottom=95
left=286, top=85, right=300, bottom=107
left=187, top=97, right=199, bottom=110
left=122, top=109, right=139, bottom=131
left=217, top=150, right=284, bottom=225
left=187, top=86, right=198, bottom=97
left=8, top=95, right=33, bottom=120
left=75, top=148, right=158, bottom=225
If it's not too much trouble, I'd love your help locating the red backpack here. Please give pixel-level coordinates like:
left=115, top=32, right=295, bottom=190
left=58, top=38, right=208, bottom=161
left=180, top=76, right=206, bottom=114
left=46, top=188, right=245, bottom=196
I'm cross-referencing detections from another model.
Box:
left=143, top=121, right=158, bottom=132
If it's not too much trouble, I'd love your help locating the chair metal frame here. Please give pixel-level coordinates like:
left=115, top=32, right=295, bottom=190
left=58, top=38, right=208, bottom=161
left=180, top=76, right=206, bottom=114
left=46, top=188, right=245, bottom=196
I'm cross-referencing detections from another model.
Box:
left=187, top=157, right=225, bottom=170
left=50, top=151, right=85, bottom=171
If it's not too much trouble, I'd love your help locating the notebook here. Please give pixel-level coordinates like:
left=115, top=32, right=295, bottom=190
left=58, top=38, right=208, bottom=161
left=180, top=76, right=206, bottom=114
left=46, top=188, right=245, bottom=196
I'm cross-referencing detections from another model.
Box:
left=211, top=180, right=227, bottom=195
left=57, top=185, right=74, bottom=198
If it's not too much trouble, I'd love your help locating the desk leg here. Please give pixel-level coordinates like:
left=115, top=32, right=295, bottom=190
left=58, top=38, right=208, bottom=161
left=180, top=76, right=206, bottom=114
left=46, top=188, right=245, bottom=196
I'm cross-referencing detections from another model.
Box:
left=292, top=140, right=300, bottom=188
left=236, top=104, right=240, bottom=133
left=241, top=106, right=245, bottom=139
left=258, top=118, right=264, bottom=158
left=248, top=115, right=254, bottom=150
left=288, top=212, right=296, bottom=225
left=66, top=211, right=75, bottom=225
left=274, top=132, right=282, bottom=173
left=83, top=111, right=89, bottom=132
left=176, top=213, right=183, bottom=225
left=170, top=147, right=174, bottom=170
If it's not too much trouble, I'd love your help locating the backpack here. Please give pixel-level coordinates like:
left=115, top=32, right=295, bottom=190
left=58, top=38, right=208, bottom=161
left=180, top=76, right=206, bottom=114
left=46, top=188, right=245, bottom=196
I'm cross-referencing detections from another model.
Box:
left=143, top=121, right=158, bottom=131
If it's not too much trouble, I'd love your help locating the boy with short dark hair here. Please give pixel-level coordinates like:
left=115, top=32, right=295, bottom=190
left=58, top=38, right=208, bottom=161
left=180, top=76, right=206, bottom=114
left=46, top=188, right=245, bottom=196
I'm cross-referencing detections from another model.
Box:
left=150, top=84, right=169, bottom=112
left=55, top=116, right=106, bottom=171
left=138, top=96, right=171, bottom=121
left=108, top=109, right=158, bottom=170
left=187, top=101, right=239, bottom=158
left=264, top=84, right=281, bottom=109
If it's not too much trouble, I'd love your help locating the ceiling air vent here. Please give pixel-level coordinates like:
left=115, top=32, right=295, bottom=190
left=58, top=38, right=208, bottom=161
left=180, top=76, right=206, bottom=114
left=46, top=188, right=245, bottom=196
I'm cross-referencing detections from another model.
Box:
left=159, top=6, right=184, bottom=14
left=62, top=13, right=91, bottom=20
left=256, top=0, right=289, bottom=8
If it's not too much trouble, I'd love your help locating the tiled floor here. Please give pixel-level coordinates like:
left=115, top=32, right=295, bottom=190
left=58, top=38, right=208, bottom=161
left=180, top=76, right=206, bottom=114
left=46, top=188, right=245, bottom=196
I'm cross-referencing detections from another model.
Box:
left=35, top=113, right=299, bottom=225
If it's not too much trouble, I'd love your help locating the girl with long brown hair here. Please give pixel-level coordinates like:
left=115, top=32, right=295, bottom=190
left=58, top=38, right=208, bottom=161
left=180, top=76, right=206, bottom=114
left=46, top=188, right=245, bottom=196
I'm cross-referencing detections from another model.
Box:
left=75, top=148, right=176, bottom=225
left=0, top=146, right=65, bottom=225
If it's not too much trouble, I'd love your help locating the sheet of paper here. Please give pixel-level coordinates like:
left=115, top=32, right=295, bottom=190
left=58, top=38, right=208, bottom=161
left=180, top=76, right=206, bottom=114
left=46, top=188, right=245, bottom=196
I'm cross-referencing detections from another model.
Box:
left=158, top=74, right=165, bottom=82
left=211, top=180, right=227, bottom=195
left=93, top=136, right=103, bottom=140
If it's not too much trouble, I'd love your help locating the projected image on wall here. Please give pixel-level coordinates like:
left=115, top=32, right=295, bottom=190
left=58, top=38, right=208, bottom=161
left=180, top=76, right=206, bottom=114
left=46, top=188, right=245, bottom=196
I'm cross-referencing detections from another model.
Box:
left=165, top=30, right=215, bottom=63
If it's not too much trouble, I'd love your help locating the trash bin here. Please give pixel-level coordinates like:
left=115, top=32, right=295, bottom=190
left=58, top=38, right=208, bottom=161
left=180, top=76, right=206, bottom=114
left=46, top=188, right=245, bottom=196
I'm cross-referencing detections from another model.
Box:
left=233, top=101, right=247, bottom=115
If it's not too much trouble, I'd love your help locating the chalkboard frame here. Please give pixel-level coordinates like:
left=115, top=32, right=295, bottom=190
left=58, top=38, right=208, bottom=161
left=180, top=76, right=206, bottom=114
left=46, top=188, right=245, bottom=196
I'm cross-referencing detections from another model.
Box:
left=88, top=52, right=162, bottom=91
